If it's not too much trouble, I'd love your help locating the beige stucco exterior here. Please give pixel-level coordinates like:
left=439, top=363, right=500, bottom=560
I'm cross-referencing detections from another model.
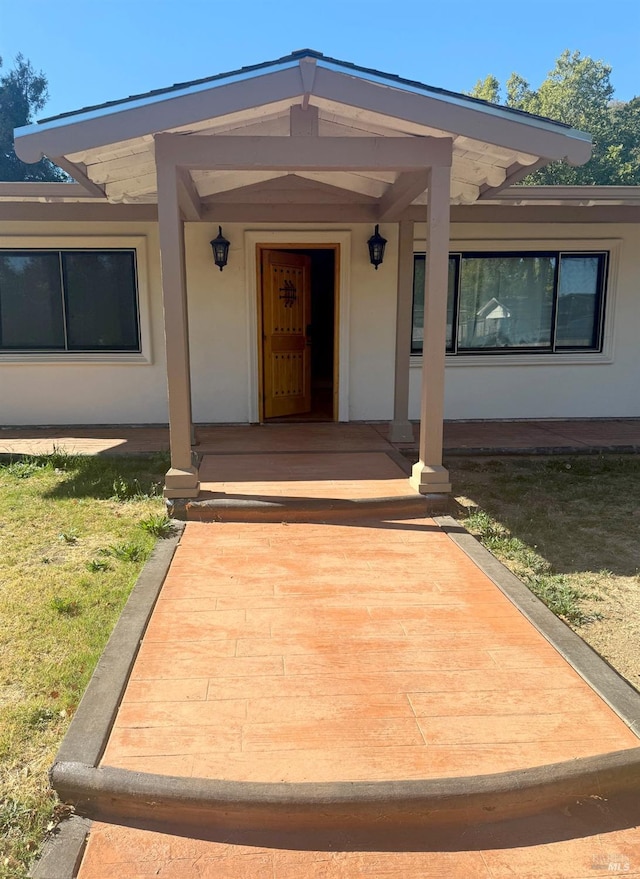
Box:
left=1, top=216, right=638, bottom=428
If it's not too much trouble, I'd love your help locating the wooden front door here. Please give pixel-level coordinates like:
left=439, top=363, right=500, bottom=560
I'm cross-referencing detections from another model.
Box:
left=261, top=249, right=312, bottom=419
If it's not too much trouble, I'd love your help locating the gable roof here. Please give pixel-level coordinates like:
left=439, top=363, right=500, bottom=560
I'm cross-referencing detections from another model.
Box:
left=35, top=49, right=572, bottom=132
left=13, top=50, right=592, bottom=212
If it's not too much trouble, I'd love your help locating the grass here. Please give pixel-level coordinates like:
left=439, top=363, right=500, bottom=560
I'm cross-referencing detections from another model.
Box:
left=0, top=451, right=170, bottom=878
left=461, top=507, right=602, bottom=625
left=448, top=454, right=640, bottom=683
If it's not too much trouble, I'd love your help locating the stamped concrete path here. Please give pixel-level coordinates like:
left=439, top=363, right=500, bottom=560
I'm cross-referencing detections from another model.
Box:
left=35, top=432, right=640, bottom=878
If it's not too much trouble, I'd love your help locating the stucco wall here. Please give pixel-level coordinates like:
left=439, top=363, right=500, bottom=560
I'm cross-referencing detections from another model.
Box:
left=184, top=223, right=398, bottom=423
left=1, top=217, right=638, bottom=426
left=184, top=224, right=251, bottom=423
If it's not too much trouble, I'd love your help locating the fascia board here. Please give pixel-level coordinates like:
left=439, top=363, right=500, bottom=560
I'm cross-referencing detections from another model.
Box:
left=486, top=185, right=640, bottom=204
left=0, top=182, right=100, bottom=200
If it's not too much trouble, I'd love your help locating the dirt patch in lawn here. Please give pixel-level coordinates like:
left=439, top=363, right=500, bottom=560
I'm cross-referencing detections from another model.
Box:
left=446, top=454, right=640, bottom=693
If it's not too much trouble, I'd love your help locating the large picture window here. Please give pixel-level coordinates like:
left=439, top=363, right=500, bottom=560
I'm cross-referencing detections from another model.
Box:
left=412, top=250, right=608, bottom=356
left=0, top=249, right=140, bottom=353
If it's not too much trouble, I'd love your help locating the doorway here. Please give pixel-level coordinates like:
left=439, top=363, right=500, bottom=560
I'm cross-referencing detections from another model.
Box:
left=259, top=246, right=336, bottom=422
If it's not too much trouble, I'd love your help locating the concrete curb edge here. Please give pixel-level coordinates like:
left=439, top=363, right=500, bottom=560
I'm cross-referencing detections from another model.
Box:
left=434, top=515, right=640, bottom=737
left=29, top=524, right=184, bottom=878
left=49, top=747, right=640, bottom=840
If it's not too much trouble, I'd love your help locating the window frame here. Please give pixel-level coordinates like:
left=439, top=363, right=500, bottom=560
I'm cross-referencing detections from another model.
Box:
left=410, top=238, right=619, bottom=367
left=0, top=236, right=151, bottom=364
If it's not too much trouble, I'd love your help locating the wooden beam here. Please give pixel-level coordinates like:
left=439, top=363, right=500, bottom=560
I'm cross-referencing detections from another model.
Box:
left=449, top=204, right=640, bottom=223
left=411, top=164, right=452, bottom=495
left=378, top=171, right=428, bottom=220
left=0, top=202, right=157, bottom=221
left=0, top=181, right=101, bottom=199
left=200, top=202, right=378, bottom=223
left=176, top=167, right=202, bottom=220
left=298, top=58, right=317, bottom=110
left=3, top=199, right=639, bottom=225
left=453, top=156, right=506, bottom=188
left=156, top=160, right=199, bottom=496
left=478, top=157, right=548, bottom=197
left=51, top=157, right=107, bottom=198
left=290, top=104, right=318, bottom=136
left=154, top=133, right=454, bottom=172
left=450, top=179, right=480, bottom=205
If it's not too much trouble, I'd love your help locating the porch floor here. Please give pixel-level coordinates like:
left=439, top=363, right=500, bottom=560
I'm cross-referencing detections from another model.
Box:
left=1, top=418, right=639, bottom=459
left=197, top=451, right=413, bottom=502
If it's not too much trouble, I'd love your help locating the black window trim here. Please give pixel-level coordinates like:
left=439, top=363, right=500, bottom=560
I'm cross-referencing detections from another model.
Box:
left=411, top=249, right=609, bottom=357
left=0, top=247, right=142, bottom=354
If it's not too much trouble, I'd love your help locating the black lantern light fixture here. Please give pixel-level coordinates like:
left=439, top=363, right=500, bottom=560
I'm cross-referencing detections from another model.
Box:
left=367, top=224, right=387, bottom=270
left=210, top=226, right=230, bottom=271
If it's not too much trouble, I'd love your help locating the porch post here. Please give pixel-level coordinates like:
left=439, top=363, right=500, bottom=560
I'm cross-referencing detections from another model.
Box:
left=410, top=164, right=452, bottom=495
left=157, top=160, right=199, bottom=498
left=389, top=219, right=415, bottom=443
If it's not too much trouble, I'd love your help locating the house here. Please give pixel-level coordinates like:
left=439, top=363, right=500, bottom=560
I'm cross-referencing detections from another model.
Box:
left=1, top=49, right=639, bottom=499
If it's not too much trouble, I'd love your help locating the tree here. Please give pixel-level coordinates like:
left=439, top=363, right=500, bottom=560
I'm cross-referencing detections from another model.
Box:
left=469, top=50, right=640, bottom=185
left=470, top=74, right=500, bottom=104
left=0, top=54, right=66, bottom=181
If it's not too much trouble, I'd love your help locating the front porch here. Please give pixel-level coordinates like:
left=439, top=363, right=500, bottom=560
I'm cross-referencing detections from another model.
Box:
left=177, top=443, right=429, bottom=522
left=11, top=49, right=595, bottom=506
left=2, top=418, right=639, bottom=522
left=2, top=418, right=639, bottom=459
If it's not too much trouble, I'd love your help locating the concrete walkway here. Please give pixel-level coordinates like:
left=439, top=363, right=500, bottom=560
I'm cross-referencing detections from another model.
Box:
left=30, top=435, right=640, bottom=877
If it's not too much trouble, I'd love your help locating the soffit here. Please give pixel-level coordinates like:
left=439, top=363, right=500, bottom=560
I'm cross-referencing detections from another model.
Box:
left=57, top=106, right=543, bottom=207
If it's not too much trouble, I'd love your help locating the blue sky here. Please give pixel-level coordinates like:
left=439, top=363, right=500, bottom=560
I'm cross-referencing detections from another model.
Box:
left=1, top=0, right=639, bottom=121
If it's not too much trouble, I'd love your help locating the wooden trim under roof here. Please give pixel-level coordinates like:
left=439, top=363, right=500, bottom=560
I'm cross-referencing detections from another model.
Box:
left=2, top=184, right=640, bottom=225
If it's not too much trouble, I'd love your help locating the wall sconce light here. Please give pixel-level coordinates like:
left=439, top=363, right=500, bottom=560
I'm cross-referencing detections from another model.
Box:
left=367, top=224, right=387, bottom=270
left=210, top=226, right=230, bottom=271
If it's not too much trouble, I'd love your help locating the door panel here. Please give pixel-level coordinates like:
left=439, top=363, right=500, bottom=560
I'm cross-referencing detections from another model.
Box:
left=262, top=249, right=312, bottom=419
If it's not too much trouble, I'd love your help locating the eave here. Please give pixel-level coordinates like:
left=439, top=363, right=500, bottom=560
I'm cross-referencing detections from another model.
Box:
left=11, top=52, right=593, bottom=214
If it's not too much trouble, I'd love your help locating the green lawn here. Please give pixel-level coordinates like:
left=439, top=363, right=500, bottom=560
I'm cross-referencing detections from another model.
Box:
left=449, top=454, right=640, bottom=689
left=0, top=451, right=169, bottom=878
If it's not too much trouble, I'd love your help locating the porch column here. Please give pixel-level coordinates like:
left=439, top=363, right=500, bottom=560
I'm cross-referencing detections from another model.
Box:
left=410, top=164, right=452, bottom=495
left=157, top=160, right=199, bottom=498
left=389, top=220, right=415, bottom=443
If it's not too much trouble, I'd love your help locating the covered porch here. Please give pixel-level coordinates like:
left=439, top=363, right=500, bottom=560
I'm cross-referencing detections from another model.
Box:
left=13, top=50, right=593, bottom=501
left=3, top=419, right=639, bottom=519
